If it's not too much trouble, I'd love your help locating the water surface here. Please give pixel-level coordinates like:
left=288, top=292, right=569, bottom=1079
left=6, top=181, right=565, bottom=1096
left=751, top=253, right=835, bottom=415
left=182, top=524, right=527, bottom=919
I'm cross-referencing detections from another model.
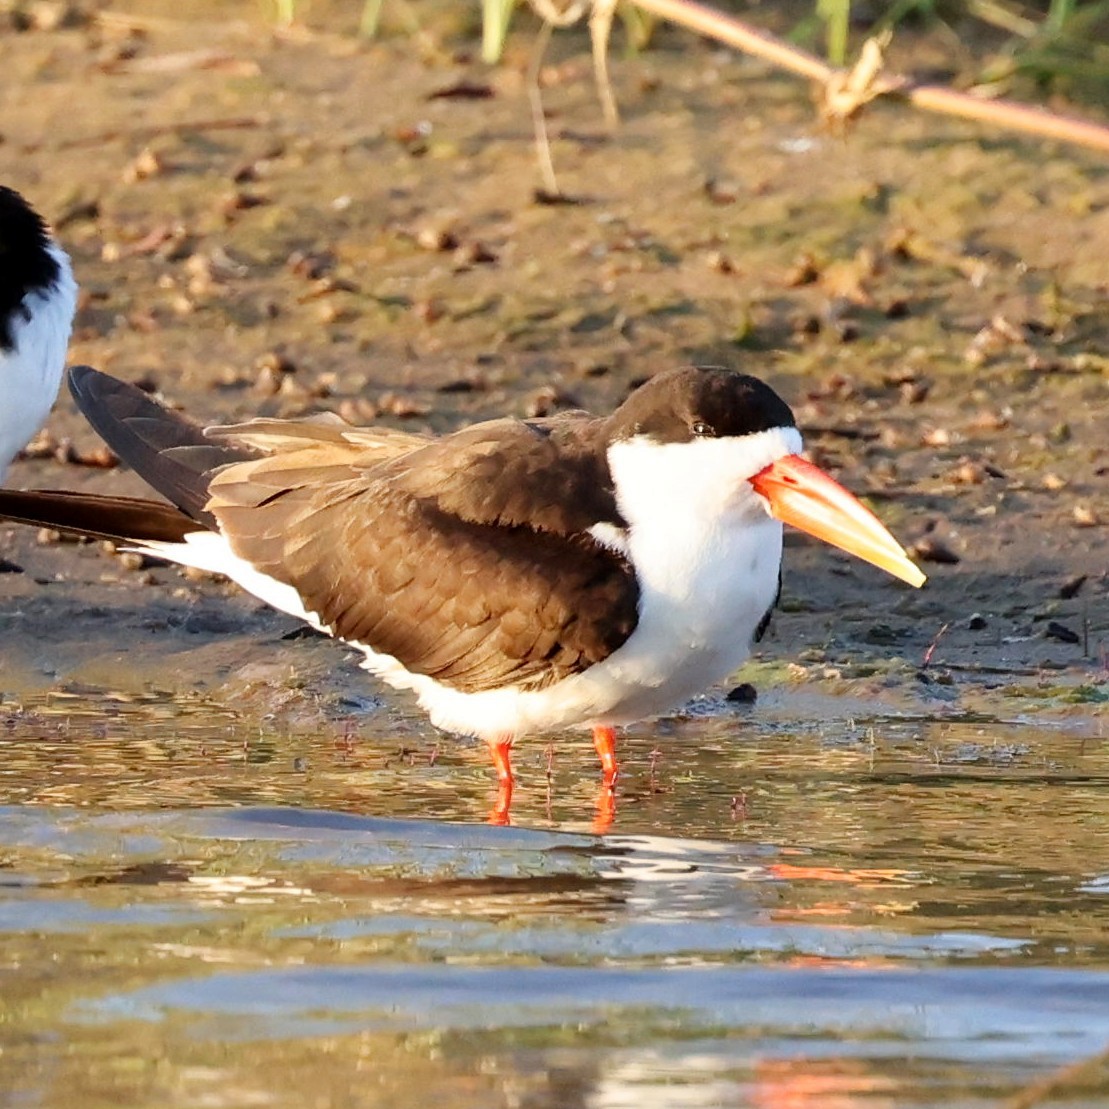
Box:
left=1, top=690, right=1107, bottom=1107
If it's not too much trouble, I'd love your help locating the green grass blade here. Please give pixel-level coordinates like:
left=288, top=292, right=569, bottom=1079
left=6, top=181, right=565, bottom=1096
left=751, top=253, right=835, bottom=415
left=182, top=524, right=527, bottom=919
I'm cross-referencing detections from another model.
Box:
left=483, top=0, right=519, bottom=64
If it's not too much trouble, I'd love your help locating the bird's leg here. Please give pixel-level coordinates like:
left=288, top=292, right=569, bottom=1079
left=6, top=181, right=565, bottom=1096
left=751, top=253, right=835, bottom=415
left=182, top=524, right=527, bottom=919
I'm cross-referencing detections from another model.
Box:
left=591, top=724, right=618, bottom=834
left=486, top=735, right=514, bottom=826
left=487, top=735, right=514, bottom=783
left=592, top=725, right=618, bottom=786
left=488, top=779, right=513, bottom=826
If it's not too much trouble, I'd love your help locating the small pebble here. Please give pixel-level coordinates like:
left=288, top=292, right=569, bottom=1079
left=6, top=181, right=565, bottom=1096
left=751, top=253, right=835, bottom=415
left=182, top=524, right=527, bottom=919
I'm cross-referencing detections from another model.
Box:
left=725, top=683, right=757, bottom=704
left=782, top=252, right=819, bottom=287
left=911, top=537, right=960, bottom=565
left=415, top=226, right=458, bottom=253
left=287, top=250, right=336, bottom=279
left=1044, top=621, right=1080, bottom=645
left=337, top=397, right=379, bottom=423
left=220, top=190, right=268, bottom=218
left=116, top=551, right=149, bottom=572
left=705, top=250, right=735, bottom=274
left=453, top=240, right=497, bottom=266
left=900, top=380, right=929, bottom=404
left=257, top=351, right=296, bottom=377
left=970, top=410, right=1009, bottom=431
left=525, top=386, right=581, bottom=418
left=377, top=392, right=430, bottom=418
left=951, top=460, right=987, bottom=485
left=412, top=298, right=444, bottom=324
left=121, top=147, right=166, bottom=183
left=703, top=177, right=740, bottom=205
left=307, top=373, right=336, bottom=399
left=25, top=1, right=88, bottom=31
left=253, top=364, right=284, bottom=397
left=921, top=427, right=952, bottom=447
left=182, top=565, right=219, bottom=583
left=316, top=301, right=347, bottom=324
left=1059, top=575, right=1086, bottom=600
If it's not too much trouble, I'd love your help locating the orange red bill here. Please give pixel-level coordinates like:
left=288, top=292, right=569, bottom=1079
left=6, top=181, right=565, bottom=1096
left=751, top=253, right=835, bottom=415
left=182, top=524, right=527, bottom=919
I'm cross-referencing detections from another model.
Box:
left=751, top=454, right=926, bottom=588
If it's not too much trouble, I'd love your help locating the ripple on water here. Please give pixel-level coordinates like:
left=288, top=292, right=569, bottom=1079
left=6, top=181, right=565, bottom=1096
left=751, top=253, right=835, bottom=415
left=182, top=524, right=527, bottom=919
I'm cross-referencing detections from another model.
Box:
left=2, top=693, right=1108, bottom=1106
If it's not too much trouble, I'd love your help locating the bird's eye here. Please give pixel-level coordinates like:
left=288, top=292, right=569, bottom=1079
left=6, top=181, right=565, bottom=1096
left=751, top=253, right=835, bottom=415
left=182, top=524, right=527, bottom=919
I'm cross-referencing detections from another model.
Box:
left=691, top=421, right=715, bottom=437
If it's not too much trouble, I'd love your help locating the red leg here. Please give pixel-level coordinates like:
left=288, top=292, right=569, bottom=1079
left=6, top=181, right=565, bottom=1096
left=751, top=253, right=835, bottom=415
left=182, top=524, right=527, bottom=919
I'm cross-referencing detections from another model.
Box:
left=592, top=725, right=618, bottom=786
left=488, top=778, right=513, bottom=826
left=592, top=782, right=616, bottom=835
left=591, top=725, right=619, bottom=833
left=487, top=735, right=514, bottom=783
left=486, top=735, right=514, bottom=826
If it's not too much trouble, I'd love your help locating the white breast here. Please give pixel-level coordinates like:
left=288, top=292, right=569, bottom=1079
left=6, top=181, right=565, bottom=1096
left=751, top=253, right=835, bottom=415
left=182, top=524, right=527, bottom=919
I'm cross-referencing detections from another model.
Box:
left=0, top=243, right=78, bottom=480
left=559, top=428, right=798, bottom=722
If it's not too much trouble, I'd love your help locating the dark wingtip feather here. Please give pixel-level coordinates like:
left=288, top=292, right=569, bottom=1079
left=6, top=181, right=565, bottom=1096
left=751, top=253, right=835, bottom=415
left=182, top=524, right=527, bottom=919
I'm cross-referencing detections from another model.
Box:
left=66, top=365, right=256, bottom=523
left=0, top=489, right=197, bottom=545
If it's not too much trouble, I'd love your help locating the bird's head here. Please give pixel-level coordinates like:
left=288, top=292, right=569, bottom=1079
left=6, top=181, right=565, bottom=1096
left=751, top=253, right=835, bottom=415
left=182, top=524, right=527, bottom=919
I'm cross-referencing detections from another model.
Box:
left=607, top=367, right=925, bottom=587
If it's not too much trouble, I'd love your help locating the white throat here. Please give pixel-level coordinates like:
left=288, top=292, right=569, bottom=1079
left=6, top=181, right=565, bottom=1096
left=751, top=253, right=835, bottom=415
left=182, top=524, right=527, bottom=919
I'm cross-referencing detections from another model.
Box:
left=606, top=425, right=803, bottom=577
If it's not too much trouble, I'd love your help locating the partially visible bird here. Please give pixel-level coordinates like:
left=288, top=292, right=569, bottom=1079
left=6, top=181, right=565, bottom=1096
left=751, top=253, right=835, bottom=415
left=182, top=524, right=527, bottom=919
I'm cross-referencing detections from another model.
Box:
left=0, top=186, right=78, bottom=481
left=0, top=364, right=924, bottom=822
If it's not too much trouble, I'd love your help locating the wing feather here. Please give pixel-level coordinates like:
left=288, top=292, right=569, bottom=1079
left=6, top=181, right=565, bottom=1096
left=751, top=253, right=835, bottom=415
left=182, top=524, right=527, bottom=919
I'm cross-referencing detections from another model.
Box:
left=205, top=419, right=638, bottom=693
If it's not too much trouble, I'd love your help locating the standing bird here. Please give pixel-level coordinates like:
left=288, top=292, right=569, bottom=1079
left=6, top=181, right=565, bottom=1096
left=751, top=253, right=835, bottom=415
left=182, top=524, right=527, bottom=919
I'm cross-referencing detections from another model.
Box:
left=0, top=186, right=78, bottom=481
left=0, top=365, right=924, bottom=819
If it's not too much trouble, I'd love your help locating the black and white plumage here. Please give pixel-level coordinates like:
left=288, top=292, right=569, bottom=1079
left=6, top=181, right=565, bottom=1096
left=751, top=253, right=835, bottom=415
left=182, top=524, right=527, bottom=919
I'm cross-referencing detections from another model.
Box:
left=0, top=365, right=924, bottom=793
left=0, top=186, right=78, bottom=481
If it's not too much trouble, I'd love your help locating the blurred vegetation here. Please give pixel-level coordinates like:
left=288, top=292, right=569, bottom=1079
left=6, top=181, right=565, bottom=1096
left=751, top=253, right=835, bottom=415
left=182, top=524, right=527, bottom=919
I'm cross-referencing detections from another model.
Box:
left=276, top=1, right=1109, bottom=109
left=791, top=0, right=1109, bottom=92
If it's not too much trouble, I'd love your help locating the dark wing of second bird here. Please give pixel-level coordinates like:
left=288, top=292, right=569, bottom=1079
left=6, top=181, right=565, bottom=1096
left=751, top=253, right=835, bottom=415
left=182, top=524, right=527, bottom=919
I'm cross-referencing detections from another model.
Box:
left=70, top=367, right=641, bottom=695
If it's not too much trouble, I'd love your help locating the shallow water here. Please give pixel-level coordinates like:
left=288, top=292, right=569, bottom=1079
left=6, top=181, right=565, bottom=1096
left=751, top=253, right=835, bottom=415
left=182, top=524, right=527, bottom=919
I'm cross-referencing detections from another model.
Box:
left=1, top=691, right=1108, bottom=1107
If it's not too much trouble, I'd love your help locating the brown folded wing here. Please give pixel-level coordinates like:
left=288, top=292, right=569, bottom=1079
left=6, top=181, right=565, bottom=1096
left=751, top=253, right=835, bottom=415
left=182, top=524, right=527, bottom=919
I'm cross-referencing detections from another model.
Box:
left=206, top=416, right=639, bottom=694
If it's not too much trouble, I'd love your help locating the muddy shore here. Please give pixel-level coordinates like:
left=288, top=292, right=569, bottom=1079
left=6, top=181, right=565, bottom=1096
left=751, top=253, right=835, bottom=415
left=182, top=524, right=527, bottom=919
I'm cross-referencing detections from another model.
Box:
left=2, top=3, right=1105, bottom=729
